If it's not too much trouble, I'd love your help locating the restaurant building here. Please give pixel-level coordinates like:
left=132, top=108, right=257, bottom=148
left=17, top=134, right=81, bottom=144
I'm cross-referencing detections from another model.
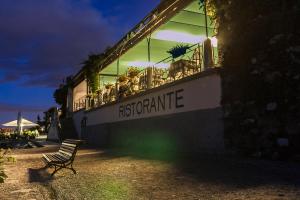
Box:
left=68, top=0, right=224, bottom=153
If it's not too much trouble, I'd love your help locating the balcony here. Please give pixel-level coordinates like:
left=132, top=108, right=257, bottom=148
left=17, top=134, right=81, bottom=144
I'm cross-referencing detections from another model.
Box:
left=73, top=41, right=219, bottom=112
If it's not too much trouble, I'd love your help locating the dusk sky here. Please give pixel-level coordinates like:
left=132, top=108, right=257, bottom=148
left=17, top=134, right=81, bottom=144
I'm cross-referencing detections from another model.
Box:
left=0, top=0, right=160, bottom=125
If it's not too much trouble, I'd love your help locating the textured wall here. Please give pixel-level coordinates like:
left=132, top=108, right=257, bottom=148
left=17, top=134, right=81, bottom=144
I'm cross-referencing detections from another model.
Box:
left=85, top=107, right=224, bottom=153
left=73, top=71, right=224, bottom=154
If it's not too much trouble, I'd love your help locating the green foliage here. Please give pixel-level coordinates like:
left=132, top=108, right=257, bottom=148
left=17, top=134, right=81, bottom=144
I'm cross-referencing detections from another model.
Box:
left=211, top=0, right=300, bottom=155
left=23, top=130, right=39, bottom=139
left=0, top=132, right=19, bottom=140
left=43, top=107, right=56, bottom=132
left=54, top=85, right=68, bottom=106
left=167, top=44, right=190, bottom=59
left=53, top=77, right=73, bottom=118
left=83, top=54, right=105, bottom=94
left=0, top=149, right=16, bottom=183
left=0, top=160, right=7, bottom=183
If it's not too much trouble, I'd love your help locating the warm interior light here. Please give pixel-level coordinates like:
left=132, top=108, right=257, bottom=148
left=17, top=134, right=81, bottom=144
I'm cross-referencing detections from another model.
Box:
left=153, top=30, right=218, bottom=47
left=127, top=61, right=169, bottom=69
left=153, top=30, right=206, bottom=44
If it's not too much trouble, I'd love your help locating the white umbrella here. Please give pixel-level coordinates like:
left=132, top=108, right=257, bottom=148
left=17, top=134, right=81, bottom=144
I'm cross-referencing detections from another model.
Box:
left=2, top=112, right=38, bottom=134
left=2, top=119, right=38, bottom=127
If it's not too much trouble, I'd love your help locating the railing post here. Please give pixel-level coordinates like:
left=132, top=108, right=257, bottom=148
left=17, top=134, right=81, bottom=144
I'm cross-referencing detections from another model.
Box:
left=146, top=67, right=153, bottom=89
left=146, top=34, right=153, bottom=90
left=203, top=38, right=214, bottom=70
left=85, top=96, right=89, bottom=110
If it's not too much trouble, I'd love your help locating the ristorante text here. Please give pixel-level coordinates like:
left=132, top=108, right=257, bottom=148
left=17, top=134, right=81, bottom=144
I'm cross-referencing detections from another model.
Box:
left=119, top=89, right=184, bottom=118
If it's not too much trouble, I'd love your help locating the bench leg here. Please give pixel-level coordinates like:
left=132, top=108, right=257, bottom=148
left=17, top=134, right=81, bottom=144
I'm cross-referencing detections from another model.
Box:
left=42, top=164, right=49, bottom=169
left=64, top=164, right=76, bottom=174
left=51, top=165, right=63, bottom=176
left=69, top=164, right=76, bottom=174
left=51, top=164, right=76, bottom=176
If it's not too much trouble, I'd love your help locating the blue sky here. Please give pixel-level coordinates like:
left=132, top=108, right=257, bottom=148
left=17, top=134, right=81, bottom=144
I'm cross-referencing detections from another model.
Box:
left=0, top=0, right=160, bottom=125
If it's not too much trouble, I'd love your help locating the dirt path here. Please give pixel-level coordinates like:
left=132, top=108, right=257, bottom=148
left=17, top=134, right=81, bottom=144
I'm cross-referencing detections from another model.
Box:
left=0, top=145, right=300, bottom=200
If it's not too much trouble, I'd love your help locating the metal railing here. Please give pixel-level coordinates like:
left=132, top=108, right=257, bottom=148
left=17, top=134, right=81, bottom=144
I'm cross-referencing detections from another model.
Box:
left=73, top=42, right=218, bottom=111
left=73, top=96, right=86, bottom=112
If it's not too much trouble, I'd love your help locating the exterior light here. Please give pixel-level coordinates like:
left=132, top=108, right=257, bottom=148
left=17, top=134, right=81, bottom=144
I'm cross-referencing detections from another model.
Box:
left=127, top=61, right=169, bottom=69
left=210, top=36, right=218, bottom=47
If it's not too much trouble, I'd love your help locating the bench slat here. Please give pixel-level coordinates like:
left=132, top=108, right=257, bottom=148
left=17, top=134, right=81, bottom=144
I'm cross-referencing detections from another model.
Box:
left=57, top=152, right=72, bottom=160
left=52, top=153, right=69, bottom=162
left=43, top=154, right=51, bottom=163
left=62, top=142, right=77, bottom=148
left=64, top=139, right=82, bottom=145
left=59, top=149, right=75, bottom=155
left=59, top=148, right=75, bottom=155
left=42, top=156, right=48, bottom=164
left=59, top=149, right=73, bottom=157
left=47, top=154, right=62, bottom=163
left=60, top=145, right=76, bottom=152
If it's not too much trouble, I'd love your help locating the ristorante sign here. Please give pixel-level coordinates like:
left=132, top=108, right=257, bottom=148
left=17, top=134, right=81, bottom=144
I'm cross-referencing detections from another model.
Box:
left=119, top=89, right=184, bottom=118
left=85, top=74, right=221, bottom=126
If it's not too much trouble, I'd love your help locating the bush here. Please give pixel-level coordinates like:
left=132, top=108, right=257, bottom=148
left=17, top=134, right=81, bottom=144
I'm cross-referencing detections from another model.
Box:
left=22, top=130, right=39, bottom=139
left=0, top=132, right=13, bottom=140
left=0, top=149, right=16, bottom=183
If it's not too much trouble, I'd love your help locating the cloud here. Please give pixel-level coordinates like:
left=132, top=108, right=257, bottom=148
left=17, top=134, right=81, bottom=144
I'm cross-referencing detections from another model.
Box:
left=0, top=102, right=45, bottom=113
left=0, top=73, right=19, bottom=84
left=0, top=0, right=114, bottom=88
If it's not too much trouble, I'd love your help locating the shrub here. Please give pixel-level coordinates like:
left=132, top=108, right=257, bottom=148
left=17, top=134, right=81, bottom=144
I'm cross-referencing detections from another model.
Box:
left=0, top=149, right=16, bottom=183
left=23, top=130, right=39, bottom=139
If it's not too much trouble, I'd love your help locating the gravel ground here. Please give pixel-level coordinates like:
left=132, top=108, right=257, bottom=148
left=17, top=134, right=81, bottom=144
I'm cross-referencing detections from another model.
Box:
left=0, top=145, right=300, bottom=200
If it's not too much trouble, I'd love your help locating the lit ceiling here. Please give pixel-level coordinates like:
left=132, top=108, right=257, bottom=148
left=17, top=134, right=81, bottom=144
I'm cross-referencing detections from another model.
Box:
left=100, top=0, right=217, bottom=83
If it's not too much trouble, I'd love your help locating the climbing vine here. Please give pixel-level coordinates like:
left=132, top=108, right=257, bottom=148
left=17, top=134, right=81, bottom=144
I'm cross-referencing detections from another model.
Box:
left=83, top=54, right=105, bottom=94
left=206, top=0, right=300, bottom=156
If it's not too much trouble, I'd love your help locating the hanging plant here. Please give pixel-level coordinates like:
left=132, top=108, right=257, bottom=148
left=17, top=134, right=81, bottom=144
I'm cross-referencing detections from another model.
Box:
left=198, top=0, right=218, bottom=31
left=83, top=54, right=105, bottom=94
left=167, top=45, right=190, bottom=59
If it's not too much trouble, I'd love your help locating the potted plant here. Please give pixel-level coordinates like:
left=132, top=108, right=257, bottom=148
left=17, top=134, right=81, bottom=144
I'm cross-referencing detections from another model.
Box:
left=118, top=75, right=129, bottom=99
left=95, top=89, right=103, bottom=106
left=167, top=44, right=190, bottom=59
left=127, top=67, right=140, bottom=94
left=118, top=75, right=129, bottom=83
left=127, top=67, right=140, bottom=78
left=103, top=84, right=114, bottom=103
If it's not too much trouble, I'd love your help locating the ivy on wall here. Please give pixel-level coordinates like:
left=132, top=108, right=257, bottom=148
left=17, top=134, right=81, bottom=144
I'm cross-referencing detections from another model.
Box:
left=208, top=0, right=300, bottom=155
left=83, top=54, right=104, bottom=94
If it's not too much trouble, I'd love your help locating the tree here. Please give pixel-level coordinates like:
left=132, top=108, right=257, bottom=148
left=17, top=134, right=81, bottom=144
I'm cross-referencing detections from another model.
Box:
left=53, top=76, right=73, bottom=118
left=43, top=107, right=56, bottom=133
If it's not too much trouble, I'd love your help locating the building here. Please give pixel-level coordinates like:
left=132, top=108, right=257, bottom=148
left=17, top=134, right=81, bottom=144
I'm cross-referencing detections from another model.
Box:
left=68, top=0, right=224, bottom=153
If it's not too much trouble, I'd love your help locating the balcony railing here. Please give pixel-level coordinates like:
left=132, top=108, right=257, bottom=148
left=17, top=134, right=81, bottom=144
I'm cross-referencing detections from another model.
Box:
left=73, top=96, right=86, bottom=112
left=73, top=42, right=218, bottom=112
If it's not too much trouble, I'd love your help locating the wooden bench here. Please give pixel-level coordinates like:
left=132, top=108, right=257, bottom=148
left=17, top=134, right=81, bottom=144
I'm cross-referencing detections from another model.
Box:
left=42, top=139, right=82, bottom=176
